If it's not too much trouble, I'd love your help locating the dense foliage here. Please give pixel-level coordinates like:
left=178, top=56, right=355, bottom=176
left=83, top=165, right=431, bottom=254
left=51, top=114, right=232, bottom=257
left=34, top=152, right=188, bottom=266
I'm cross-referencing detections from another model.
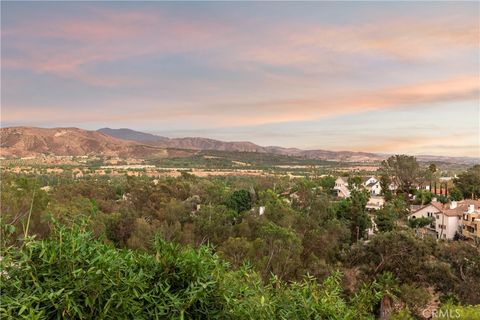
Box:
left=1, top=221, right=381, bottom=319
left=1, top=162, right=480, bottom=318
left=453, top=165, right=480, bottom=199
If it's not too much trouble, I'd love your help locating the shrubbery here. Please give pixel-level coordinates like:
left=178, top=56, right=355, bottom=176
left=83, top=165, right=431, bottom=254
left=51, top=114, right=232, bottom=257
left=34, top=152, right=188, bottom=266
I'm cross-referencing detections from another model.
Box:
left=1, top=221, right=379, bottom=319
left=2, top=166, right=480, bottom=318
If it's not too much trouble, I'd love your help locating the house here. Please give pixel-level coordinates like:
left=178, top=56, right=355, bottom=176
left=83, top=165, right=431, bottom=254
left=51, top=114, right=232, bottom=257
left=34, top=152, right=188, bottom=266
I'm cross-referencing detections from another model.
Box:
left=408, top=202, right=442, bottom=236
left=362, top=176, right=377, bottom=186
left=365, top=180, right=382, bottom=196
left=409, top=200, right=478, bottom=240
left=460, top=200, right=480, bottom=241
left=334, top=177, right=350, bottom=198
left=366, top=196, right=385, bottom=210
left=335, top=176, right=383, bottom=198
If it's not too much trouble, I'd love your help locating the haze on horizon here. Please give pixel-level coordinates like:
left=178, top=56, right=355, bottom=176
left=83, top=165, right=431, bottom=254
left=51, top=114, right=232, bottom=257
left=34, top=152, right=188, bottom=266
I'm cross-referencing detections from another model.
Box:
left=1, top=1, right=479, bottom=157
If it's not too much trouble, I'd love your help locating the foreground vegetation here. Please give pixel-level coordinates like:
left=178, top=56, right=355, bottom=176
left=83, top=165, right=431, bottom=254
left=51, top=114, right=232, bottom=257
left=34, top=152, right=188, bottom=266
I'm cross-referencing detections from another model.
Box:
left=1, top=220, right=383, bottom=319
left=1, top=160, right=479, bottom=319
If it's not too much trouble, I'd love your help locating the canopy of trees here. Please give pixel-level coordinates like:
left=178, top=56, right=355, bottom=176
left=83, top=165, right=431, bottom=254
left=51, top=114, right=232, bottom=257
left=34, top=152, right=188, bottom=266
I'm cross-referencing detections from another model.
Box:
left=454, top=165, right=480, bottom=199
left=380, top=155, right=420, bottom=194
left=1, top=163, right=479, bottom=318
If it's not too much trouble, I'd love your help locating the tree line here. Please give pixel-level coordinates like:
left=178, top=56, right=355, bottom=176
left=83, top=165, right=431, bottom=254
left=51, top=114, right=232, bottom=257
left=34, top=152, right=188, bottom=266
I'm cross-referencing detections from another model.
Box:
left=1, top=157, right=479, bottom=318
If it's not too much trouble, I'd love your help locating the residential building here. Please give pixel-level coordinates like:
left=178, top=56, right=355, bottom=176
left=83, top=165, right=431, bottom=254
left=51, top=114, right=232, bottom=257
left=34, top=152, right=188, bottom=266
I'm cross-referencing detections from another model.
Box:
left=335, top=176, right=382, bottom=198
left=409, top=200, right=479, bottom=240
left=334, top=177, right=350, bottom=198
left=460, top=200, right=480, bottom=241
left=362, top=176, right=377, bottom=186
left=365, top=180, right=382, bottom=196
left=366, top=196, right=385, bottom=210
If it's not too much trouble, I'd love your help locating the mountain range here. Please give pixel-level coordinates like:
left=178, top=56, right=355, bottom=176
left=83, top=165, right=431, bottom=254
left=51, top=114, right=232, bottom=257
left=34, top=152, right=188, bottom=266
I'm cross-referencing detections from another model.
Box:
left=0, top=127, right=187, bottom=158
left=1, top=126, right=478, bottom=164
left=98, top=128, right=383, bottom=161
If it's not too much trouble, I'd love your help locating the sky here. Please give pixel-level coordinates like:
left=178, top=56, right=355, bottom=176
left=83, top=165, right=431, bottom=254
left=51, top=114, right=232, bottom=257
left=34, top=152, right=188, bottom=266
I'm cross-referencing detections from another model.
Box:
left=1, top=1, right=479, bottom=157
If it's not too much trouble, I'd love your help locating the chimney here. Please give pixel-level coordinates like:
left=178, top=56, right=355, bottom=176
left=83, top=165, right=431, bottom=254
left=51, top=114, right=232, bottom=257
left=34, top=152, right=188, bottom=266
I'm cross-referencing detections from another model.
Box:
left=450, top=201, right=457, bottom=209
left=467, top=204, right=475, bottom=214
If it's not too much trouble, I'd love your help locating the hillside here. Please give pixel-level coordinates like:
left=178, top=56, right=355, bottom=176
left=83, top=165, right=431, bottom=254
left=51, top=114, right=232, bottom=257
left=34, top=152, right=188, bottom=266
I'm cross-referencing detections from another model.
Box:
left=0, top=127, right=172, bottom=158
left=99, top=128, right=267, bottom=153
left=98, top=127, right=382, bottom=161
left=98, top=127, right=168, bottom=143
left=2, top=127, right=478, bottom=164
left=100, top=128, right=480, bottom=164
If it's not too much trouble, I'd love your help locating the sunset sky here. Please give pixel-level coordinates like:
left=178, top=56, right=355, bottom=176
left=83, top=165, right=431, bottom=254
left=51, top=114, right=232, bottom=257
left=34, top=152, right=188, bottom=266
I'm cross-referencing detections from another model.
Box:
left=1, top=2, right=479, bottom=156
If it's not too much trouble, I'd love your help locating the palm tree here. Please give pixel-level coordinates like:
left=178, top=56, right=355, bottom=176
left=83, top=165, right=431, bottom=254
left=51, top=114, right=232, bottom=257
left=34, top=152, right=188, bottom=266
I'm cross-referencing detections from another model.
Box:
left=375, top=272, right=400, bottom=320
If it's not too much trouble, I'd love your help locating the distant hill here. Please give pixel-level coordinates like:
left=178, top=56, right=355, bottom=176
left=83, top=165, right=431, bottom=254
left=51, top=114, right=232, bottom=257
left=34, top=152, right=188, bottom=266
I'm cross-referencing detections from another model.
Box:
left=97, top=128, right=382, bottom=161
left=98, top=128, right=266, bottom=153
left=0, top=127, right=176, bottom=158
left=1, top=127, right=477, bottom=164
left=98, top=128, right=168, bottom=143
left=98, top=128, right=479, bottom=164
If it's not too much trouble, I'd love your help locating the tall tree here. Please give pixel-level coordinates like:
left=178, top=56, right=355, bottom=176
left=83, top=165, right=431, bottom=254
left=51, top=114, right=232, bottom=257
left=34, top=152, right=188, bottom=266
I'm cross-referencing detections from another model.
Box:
left=454, top=165, right=480, bottom=199
left=375, top=206, right=396, bottom=233
left=226, top=189, right=252, bottom=213
left=379, top=173, right=393, bottom=201
left=347, top=176, right=363, bottom=190
left=348, top=189, right=371, bottom=242
left=381, top=155, right=420, bottom=194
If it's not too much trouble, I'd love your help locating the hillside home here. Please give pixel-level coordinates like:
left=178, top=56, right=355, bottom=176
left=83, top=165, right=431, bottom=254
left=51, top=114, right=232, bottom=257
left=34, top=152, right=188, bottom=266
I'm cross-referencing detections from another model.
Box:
left=366, top=196, right=385, bottom=210
left=334, top=176, right=383, bottom=198
left=362, top=176, right=377, bottom=186
left=409, top=200, right=477, bottom=240
left=365, top=180, right=382, bottom=196
left=334, top=177, right=350, bottom=198
left=460, top=200, right=480, bottom=241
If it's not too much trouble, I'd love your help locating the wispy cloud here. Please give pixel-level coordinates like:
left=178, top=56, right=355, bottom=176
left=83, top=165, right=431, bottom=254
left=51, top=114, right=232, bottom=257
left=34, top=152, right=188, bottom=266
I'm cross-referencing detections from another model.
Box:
left=3, top=5, right=477, bottom=85
left=189, top=75, right=479, bottom=126
left=1, top=2, right=478, bottom=156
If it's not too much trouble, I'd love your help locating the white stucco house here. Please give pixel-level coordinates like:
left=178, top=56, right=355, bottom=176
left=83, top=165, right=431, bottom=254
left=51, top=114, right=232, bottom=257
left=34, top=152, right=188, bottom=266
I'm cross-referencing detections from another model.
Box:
left=408, top=200, right=469, bottom=240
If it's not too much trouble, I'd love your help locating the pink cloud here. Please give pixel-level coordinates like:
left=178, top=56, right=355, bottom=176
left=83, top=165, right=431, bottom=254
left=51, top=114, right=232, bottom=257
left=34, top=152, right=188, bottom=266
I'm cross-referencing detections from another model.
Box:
left=2, top=8, right=228, bottom=85
left=239, top=14, right=478, bottom=67
left=334, top=133, right=479, bottom=157
left=193, top=75, right=478, bottom=126
left=4, top=75, right=476, bottom=128
left=3, top=7, right=477, bottom=87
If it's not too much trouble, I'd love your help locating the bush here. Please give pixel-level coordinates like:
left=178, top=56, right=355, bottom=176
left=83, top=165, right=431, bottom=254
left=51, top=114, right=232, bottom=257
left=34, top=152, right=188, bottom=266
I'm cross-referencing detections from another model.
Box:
left=226, top=189, right=251, bottom=213
left=408, top=217, right=434, bottom=229
left=1, top=221, right=375, bottom=319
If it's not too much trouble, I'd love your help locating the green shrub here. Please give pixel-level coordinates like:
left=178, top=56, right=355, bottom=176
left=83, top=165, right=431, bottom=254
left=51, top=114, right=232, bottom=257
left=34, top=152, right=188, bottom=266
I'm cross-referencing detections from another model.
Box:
left=1, top=221, right=374, bottom=319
